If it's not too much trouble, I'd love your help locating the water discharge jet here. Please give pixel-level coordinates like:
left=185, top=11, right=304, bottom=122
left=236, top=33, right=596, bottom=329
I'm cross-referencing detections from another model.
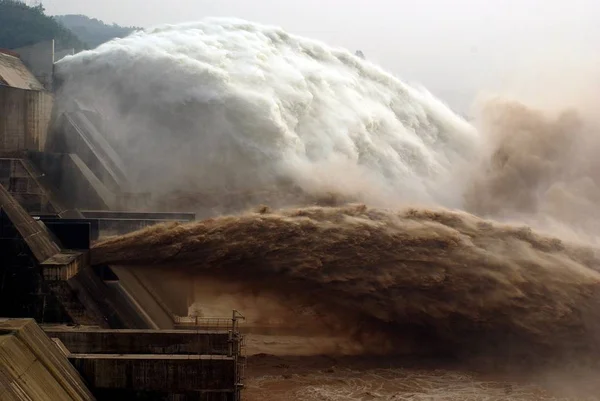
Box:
left=92, top=205, right=600, bottom=362
left=54, top=18, right=478, bottom=213
left=53, top=17, right=600, bottom=399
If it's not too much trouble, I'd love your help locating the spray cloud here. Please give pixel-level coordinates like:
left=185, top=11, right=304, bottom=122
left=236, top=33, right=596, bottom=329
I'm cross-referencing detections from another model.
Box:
left=53, top=18, right=600, bottom=364
left=55, top=18, right=479, bottom=213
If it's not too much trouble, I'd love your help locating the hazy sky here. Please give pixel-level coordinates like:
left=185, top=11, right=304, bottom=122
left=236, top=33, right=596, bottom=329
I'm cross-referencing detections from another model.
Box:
left=42, top=0, right=599, bottom=112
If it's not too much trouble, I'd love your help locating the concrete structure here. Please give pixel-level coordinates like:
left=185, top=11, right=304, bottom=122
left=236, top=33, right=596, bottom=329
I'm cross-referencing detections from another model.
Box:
left=0, top=50, right=53, bottom=153
left=0, top=181, right=167, bottom=329
left=12, top=40, right=55, bottom=91
left=1, top=182, right=151, bottom=328
left=0, top=49, right=44, bottom=90
left=43, top=325, right=244, bottom=400
left=0, top=320, right=244, bottom=401
left=0, top=87, right=53, bottom=151
left=1, top=186, right=246, bottom=399
left=29, top=151, right=116, bottom=210
left=0, top=318, right=95, bottom=401
left=0, top=41, right=245, bottom=400
left=0, top=157, right=64, bottom=214
left=71, top=354, right=236, bottom=400
left=50, top=109, right=129, bottom=193
left=0, top=181, right=60, bottom=261
left=0, top=88, right=53, bottom=153
left=0, top=182, right=87, bottom=322
left=81, top=210, right=195, bottom=237
left=43, top=328, right=233, bottom=355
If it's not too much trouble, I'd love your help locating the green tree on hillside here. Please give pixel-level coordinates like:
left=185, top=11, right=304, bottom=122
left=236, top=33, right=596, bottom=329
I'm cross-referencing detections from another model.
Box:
left=55, top=14, right=139, bottom=49
left=0, top=0, right=85, bottom=50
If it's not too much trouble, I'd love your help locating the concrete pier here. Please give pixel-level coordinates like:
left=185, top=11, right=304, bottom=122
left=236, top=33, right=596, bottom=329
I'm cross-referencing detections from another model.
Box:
left=41, top=325, right=244, bottom=400
left=0, top=319, right=95, bottom=401
left=70, top=354, right=235, bottom=391
left=1, top=44, right=244, bottom=400
left=44, top=327, right=233, bottom=355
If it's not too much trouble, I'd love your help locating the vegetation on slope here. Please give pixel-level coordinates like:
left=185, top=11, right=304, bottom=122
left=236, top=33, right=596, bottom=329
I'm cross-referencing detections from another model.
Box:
left=0, top=0, right=84, bottom=50
left=54, top=14, right=139, bottom=49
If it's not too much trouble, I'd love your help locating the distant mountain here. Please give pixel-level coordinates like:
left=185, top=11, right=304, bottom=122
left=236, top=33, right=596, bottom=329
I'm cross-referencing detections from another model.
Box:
left=55, top=14, right=140, bottom=49
left=0, top=0, right=84, bottom=51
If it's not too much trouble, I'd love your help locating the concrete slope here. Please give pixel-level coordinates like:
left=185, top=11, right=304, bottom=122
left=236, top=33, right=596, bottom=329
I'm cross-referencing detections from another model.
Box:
left=110, top=266, right=176, bottom=329
left=42, top=327, right=231, bottom=355
left=60, top=111, right=128, bottom=191
left=0, top=157, right=63, bottom=215
left=28, top=152, right=115, bottom=210
left=0, top=52, right=43, bottom=90
left=67, top=266, right=151, bottom=329
left=0, top=318, right=95, bottom=401
left=18, top=157, right=73, bottom=215
left=0, top=183, right=60, bottom=262
left=94, top=265, right=203, bottom=330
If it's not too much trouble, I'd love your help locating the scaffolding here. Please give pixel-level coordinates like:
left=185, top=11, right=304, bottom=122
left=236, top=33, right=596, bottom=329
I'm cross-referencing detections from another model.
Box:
left=174, top=309, right=246, bottom=400
left=1, top=158, right=55, bottom=213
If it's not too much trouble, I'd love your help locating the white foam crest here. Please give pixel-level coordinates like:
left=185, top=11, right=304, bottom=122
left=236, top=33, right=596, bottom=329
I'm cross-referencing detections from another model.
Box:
left=55, top=18, right=479, bottom=208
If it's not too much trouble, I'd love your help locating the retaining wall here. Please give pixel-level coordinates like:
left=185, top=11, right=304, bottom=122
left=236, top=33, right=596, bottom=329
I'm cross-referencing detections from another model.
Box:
left=0, top=318, right=95, bottom=401
left=0, top=86, right=52, bottom=152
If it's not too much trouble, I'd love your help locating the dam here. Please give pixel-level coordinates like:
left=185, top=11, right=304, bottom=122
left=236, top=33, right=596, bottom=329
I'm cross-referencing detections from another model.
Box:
left=0, top=41, right=244, bottom=400
left=4, top=18, right=600, bottom=401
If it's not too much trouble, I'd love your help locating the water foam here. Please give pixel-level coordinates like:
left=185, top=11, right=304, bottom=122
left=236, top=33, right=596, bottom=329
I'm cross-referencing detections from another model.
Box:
left=92, top=204, right=600, bottom=360
left=55, top=18, right=479, bottom=209
left=59, top=18, right=600, bottom=370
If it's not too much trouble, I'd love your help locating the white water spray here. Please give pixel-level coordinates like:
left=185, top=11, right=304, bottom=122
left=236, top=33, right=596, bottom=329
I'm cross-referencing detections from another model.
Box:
left=55, top=18, right=600, bottom=238
left=55, top=18, right=479, bottom=209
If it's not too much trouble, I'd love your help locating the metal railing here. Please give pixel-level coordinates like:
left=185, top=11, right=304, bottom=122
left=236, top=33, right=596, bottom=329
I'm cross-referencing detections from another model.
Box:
left=174, top=309, right=245, bottom=333
left=173, top=310, right=246, bottom=400
left=174, top=316, right=233, bottom=331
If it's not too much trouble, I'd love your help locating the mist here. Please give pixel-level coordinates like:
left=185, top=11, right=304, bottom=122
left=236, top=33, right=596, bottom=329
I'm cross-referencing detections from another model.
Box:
left=70, top=17, right=600, bottom=366
left=54, top=18, right=480, bottom=215
left=28, top=1, right=600, bottom=398
left=54, top=18, right=600, bottom=244
left=46, top=0, right=600, bottom=115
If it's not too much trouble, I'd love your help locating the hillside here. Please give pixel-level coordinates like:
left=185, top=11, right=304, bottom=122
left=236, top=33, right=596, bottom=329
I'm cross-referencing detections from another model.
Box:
left=0, top=0, right=84, bottom=50
left=55, top=15, right=139, bottom=49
